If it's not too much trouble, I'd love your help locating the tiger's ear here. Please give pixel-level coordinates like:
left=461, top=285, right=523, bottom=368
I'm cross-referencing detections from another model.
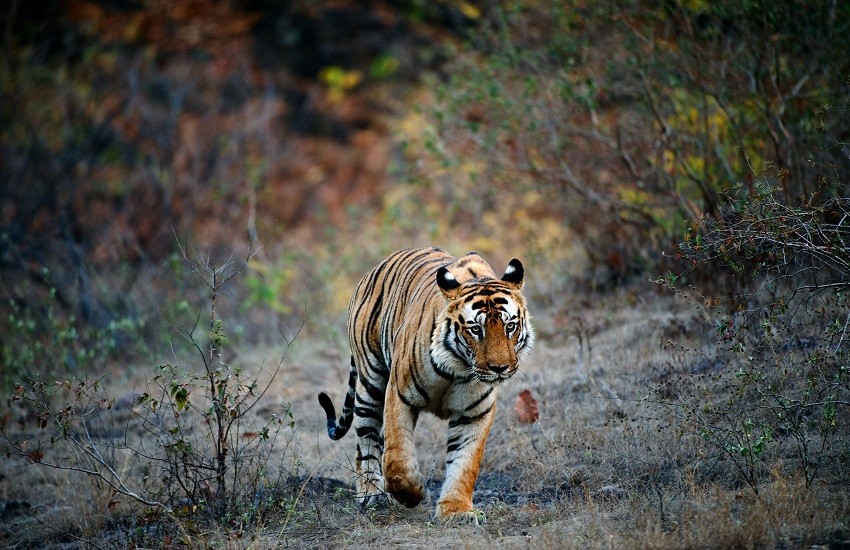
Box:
left=501, top=259, right=524, bottom=289
left=437, top=267, right=462, bottom=298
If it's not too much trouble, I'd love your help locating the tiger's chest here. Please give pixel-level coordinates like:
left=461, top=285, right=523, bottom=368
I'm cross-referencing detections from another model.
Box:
left=427, top=378, right=496, bottom=420
left=402, top=347, right=495, bottom=420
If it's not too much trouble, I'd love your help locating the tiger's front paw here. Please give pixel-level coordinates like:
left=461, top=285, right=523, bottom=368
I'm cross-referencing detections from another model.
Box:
left=384, top=469, right=426, bottom=508
left=435, top=500, right=486, bottom=526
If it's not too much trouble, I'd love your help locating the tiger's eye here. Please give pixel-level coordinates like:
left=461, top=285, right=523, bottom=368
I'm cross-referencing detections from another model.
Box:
left=506, top=322, right=517, bottom=332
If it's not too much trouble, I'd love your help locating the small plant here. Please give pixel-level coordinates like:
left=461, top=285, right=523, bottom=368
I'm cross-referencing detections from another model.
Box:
left=1, top=233, right=301, bottom=540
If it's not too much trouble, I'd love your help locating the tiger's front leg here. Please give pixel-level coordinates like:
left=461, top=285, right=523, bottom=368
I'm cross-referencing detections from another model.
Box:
left=436, top=403, right=496, bottom=526
left=382, top=376, right=426, bottom=508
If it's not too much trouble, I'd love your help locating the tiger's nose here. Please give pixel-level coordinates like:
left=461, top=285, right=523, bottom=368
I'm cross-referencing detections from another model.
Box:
left=490, top=364, right=510, bottom=374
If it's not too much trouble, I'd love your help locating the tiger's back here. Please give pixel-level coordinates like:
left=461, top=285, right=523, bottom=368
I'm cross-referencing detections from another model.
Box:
left=348, top=247, right=453, bottom=398
left=318, top=247, right=534, bottom=525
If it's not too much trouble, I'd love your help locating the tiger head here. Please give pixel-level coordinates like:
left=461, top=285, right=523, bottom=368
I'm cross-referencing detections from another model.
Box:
left=433, top=254, right=534, bottom=384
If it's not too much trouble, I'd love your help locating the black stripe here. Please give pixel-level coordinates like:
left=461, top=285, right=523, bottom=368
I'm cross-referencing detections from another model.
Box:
left=415, top=291, right=435, bottom=332
left=397, top=387, right=416, bottom=407
left=341, top=384, right=356, bottom=409
left=453, top=328, right=472, bottom=356
left=431, top=358, right=455, bottom=380
left=319, top=390, right=355, bottom=440
left=446, top=433, right=471, bottom=454
left=352, top=394, right=374, bottom=407
left=358, top=453, right=381, bottom=463
left=355, top=424, right=381, bottom=436
left=447, top=439, right=469, bottom=454
left=354, top=405, right=382, bottom=422
left=466, top=288, right=496, bottom=298
left=459, top=284, right=511, bottom=300
left=361, top=252, right=411, bottom=356
left=365, top=249, right=441, bottom=363
left=358, top=248, right=445, bottom=350
left=444, top=324, right=470, bottom=367
left=408, top=356, right=432, bottom=404
left=348, top=357, right=358, bottom=385
left=447, top=433, right=463, bottom=447
left=464, top=387, right=494, bottom=411
left=350, top=258, right=387, bottom=337
left=409, top=254, right=448, bottom=281
left=360, top=374, right=386, bottom=402
left=368, top=357, right=390, bottom=376
left=449, top=404, right=494, bottom=429
left=355, top=427, right=382, bottom=444
left=389, top=249, right=441, bottom=291
left=364, top=291, right=385, bottom=354
left=383, top=253, right=444, bottom=340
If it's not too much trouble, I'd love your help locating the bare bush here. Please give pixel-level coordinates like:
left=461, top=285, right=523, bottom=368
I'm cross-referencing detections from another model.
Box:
left=655, top=181, right=850, bottom=493
left=1, top=236, right=300, bottom=542
left=407, top=1, right=849, bottom=282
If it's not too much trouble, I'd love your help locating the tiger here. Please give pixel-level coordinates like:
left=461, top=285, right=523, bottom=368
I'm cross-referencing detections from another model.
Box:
left=318, top=247, right=534, bottom=526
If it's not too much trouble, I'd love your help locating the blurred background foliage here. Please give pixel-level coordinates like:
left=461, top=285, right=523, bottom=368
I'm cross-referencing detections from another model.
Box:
left=1, top=0, right=848, bottom=385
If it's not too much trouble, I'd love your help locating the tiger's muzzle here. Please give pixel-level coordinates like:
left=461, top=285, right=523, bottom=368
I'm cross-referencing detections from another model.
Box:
left=474, top=361, right=518, bottom=384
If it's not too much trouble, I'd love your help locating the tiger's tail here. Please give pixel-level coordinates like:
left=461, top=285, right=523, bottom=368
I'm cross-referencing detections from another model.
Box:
left=317, top=356, right=357, bottom=440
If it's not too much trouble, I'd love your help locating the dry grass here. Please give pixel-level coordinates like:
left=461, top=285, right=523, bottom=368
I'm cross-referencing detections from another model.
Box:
left=2, top=283, right=848, bottom=549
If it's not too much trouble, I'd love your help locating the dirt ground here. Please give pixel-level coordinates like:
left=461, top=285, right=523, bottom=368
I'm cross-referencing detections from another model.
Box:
left=2, top=283, right=849, bottom=549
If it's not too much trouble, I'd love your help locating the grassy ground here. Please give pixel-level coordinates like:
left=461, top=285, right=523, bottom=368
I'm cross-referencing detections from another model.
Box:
left=3, top=282, right=848, bottom=548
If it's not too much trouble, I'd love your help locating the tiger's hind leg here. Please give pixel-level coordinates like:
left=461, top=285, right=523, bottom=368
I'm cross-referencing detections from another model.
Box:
left=352, top=357, right=389, bottom=507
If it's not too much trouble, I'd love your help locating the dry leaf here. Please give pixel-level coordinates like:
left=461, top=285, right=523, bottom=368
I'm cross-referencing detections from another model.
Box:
left=514, top=389, right=540, bottom=424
